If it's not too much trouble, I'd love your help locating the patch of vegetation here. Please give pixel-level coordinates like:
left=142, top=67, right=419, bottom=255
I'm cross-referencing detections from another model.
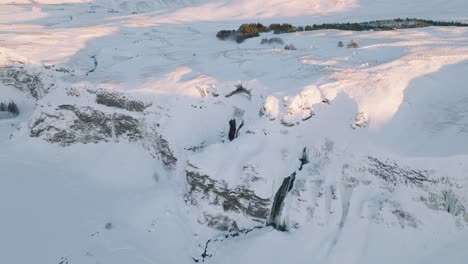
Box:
left=260, top=37, right=284, bottom=45
left=269, top=23, right=295, bottom=34
left=95, top=90, right=148, bottom=112
left=284, top=44, right=297, bottom=50
left=216, top=23, right=270, bottom=43
left=104, top=222, right=113, bottom=230
left=0, top=101, right=19, bottom=115
left=216, top=18, right=468, bottom=43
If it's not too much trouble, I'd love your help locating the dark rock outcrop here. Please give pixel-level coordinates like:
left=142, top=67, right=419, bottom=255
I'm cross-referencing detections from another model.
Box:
left=95, top=90, right=148, bottom=112
left=142, top=126, right=178, bottom=170
left=186, top=169, right=270, bottom=230
left=0, top=66, right=45, bottom=99
left=202, top=213, right=239, bottom=232
left=30, top=104, right=142, bottom=145
left=368, top=156, right=435, bottom=187
left=424, top=190, right=467, bottom=221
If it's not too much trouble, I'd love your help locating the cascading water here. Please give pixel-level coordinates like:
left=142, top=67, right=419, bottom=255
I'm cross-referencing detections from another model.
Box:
left=268, top=172, right=296, bottom=231
left=268, top=147, right=309, bottom=231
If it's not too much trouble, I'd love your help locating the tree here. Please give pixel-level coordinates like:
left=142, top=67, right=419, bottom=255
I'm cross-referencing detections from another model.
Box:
left=239, top=24, right=259, bottom=36
left=216, top=30, right=236, bottom=40
left=0, top=102, right=5, bottom=111
left=7, top=102, right=19, bottom=114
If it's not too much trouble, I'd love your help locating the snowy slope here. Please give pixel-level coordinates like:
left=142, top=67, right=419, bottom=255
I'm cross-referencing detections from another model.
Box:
left=1, top=0, right=468, bottom=263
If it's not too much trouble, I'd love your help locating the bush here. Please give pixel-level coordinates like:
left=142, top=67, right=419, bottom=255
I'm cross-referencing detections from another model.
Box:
left=284, top=44, right=297, bottom=50
left=260, top=37, right=284, bottom=45
left=216, top=30, right=236, bottom=40
left=347, top=40, right=359, bottom=48
left=239, top=24, right=259, bottom=36
left=269, top=23, right=281, bottom=31
left=273, top=23, right=295, bottom=34
left=256, top=23, right=271, bottom=33
left=7, top=102, right=19, bottom=114
left=105, top=222, right=113, bottom=230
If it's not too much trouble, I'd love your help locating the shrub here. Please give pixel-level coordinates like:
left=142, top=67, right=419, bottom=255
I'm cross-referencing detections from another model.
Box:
left=284, top=44, right=297, bottom=50
left=239, top=24, right=259, bottom=36
left=269, top=23, right=281, bottom=31
left=273, top=23, right=295, bottom=34
left=105, top=222, right=113, bottom=230
left=347, top=40, right=359, bottom=48
left=216, top=30, right=236, bottom=40
left=7, top=102, right=19, bottom=114
left=260, top=37, right=284, bottom=45
left=256, top=23, right=271, bottom=33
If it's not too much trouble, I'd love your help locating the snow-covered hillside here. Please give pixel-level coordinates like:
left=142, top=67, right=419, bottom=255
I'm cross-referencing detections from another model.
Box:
left=1, top=0, right=468, bottom=263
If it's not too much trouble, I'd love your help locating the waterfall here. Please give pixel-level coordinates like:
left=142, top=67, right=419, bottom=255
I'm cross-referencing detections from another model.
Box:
left=267, top=147, right=308, bottom=231
left=267, top=172, right=296, bottom=231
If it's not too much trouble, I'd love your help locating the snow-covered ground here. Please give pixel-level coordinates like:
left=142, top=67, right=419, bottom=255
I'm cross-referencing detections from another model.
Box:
left=1, top=0, right=468, bottom=263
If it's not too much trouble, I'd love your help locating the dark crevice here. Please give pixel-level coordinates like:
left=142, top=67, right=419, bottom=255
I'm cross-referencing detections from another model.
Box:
left=200, top=239, right=212, bottom=262
left=228, top=119, right=236, bottom=141
left=86, top=55, right=98, bottom=75
left=228, top=119, right=244, bottom=141
left=298, top=147, right=309, bottom=171
left=235, top=120, right=244, bottom=138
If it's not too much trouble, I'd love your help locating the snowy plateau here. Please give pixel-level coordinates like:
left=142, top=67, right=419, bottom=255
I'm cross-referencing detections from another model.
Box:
left=1, top=0, right=468, bottom=263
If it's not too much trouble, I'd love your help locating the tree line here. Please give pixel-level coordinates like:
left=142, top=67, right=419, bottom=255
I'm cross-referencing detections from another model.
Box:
left=216, top=18, right=468, bottom=43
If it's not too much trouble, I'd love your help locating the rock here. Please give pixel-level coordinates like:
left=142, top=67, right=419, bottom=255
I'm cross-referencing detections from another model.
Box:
left=392, top=209, right=421, bottom=228
left=260, top=96, right=280, bottom=120
left=186, top=168, right=270, bottom=230
left=351, top=112, right=367, bottom=128
left=202, top=213, right=239, bottom=232
left=95, top=90, right=148, bottom=112
left=424, top=190, right=467, bottom=221
left=0, top=65, right=45, bottom=99
left=367, top=156, right=434, bottom=187
left=142, top=125, right=178, bottom=170
left=30, top=104, right=142, bottom=145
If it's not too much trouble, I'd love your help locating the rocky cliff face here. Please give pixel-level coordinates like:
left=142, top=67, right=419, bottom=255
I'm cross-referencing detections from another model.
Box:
left=30, top=104, right=143, bottom=145
left=3, top=55, right=467, bottom=257
left=186, top=167, right=270, bottom=231
left=0, top=64, right=46, bottom=99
